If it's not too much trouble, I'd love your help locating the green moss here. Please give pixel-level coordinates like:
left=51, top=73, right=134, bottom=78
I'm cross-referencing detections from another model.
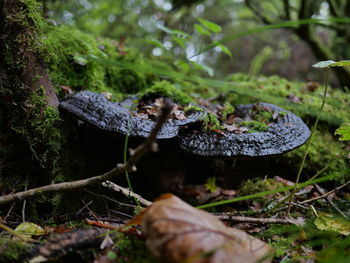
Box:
left=284, top=129, right=349, bottom=180
left=258, top=224, right=305, bottom=259
left=139, top=80, right=193, bottom=104
left=239, top=178, right=285, bottom=197
left=221, top=102, right=235, bottom=120
left=26, top=88, right=62, bottom=168
left=112, top=232, right=158, bottom=263
left=226, top=73, right=350, bottom=126
left=239, top=120, right=268, bottom=132
left=43, top=25, right=154, bottom=98
left=252, top=105, right=273, bottom=123
left=184, top=104, right=203, bottom=114
left=203, top=112, right=223, bottom=131
left=0, top=238, right=31, bottom=263
left=3, top=0, right=48, bottom=71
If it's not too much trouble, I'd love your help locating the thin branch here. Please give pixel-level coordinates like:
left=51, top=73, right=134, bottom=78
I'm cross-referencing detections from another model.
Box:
left=84, top=189, right=137, bottom=208
left=215, top=214, right=304, bottom=226
left=314, top=184, right=349, bottom=220
left=0, top=101, right=173, bottom=206
left=244, top=0, right=274, bottom=24
left=102, top=181, right=152, bottom=207
left=299, top=181, right=350, bottom=205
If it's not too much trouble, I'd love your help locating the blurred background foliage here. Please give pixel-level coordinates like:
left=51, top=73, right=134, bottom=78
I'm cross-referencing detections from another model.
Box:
left=42, top=0, right=350, bottom=88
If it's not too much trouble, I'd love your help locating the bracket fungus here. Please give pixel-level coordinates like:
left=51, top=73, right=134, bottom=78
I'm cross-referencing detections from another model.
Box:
left=60, top=92, right=310, bottom=157
left=178, top=103, right=311, bottom=157
left=59, top=91, right=203, bottom=139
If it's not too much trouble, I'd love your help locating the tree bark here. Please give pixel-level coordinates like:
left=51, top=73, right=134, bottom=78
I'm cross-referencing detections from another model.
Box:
left=0, top=0, right=58, bottom=107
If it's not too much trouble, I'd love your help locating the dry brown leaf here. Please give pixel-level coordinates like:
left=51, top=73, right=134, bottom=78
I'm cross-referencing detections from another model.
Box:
left=141, top=194, right=273, bottom=263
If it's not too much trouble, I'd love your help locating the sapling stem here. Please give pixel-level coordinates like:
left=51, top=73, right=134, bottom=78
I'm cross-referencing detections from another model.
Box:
left=124, top=135, right=141, bottom=206
left=287, top=68, right=330, bottom=215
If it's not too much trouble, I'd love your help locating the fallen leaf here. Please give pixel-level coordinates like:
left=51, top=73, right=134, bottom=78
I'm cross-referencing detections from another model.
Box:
left=141, top=194, right=273, bottom=263
left=314, top=213, right=350, bottom=236
left=15, top=222, right=45, bottom=236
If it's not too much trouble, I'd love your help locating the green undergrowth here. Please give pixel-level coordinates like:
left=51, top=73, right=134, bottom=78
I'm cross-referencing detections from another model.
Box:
left=139, top=80, right=193, bottom=104
left=239, top=178, right=285, bottom=202
left=284, top=128, right=349, bottom=180
left=0, top=238, right=31, bottom=263
left=260, top=223, right=350, bottom=262
left=43, top=25, right=155, bottom=99
left=110, top=232, right=158, bottom=263
left=226, top=73, right=350, bottom=126
left=225, top=73, right=349, bottom=181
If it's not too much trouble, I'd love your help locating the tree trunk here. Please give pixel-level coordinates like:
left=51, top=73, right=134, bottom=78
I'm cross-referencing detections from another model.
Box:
left=0, top=0, right=60, bottom=188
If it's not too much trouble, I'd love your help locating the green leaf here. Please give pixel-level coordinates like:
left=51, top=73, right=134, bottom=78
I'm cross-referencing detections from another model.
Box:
left=107, top=251, right=117, bottom=260
left=335, top=123, right=350, bottom=141
left=312, top=60, right=336, bottom=68
left=218, top=44, right=232, bottom=57
left=172, top=36, right=186, bottom=49
left=73, top=54, right=88, bottom=66
left=312, top=60, right=350, bottom=68
left=191, top=61, right=214, bottom=76
left=15, top=222, right=45, bottom=236
left=146, top=39, right=164, bottom=49
left=157, top=24, right=190, bottom=38
left=330, top=60, right=350, bottom=67
left=194, top=24, right=211, bottom=36
left=314, top=213, right=350, bottom=236
left=197, top=18, right=222, bottom=33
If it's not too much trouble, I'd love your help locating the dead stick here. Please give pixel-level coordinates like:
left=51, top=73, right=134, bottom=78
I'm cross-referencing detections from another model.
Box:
left=102, top=180, right=152, bottom=207
left=314, top=184, right=349, bottom=220
left=216, top=215, right=303, bottom=225
left=299, top=181, right=350, bottom=205
left=0, top=100, right=173, bottom=206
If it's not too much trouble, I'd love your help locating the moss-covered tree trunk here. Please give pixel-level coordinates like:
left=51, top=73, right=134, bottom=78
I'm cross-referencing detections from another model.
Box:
left=0, top=0, right=60, bottom=188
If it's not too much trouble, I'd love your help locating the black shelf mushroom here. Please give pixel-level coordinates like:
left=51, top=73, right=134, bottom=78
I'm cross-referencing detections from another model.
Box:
left=178, top=103, right=311, bottom=157
left=59, top=91, right=204, bottom=139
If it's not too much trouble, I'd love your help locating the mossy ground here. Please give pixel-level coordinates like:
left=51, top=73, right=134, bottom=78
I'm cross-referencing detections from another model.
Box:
left=0, top=238, right=31, bottom=263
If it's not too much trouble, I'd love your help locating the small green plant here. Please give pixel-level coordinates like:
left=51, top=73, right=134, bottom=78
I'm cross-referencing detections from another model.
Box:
left=287, top=60, right=350, bottom=214
left=205, top=177, right=217, bottom=193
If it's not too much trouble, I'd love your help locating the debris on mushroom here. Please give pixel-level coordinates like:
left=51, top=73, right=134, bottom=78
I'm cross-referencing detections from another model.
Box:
left=178, top=102, right=311, bottom=157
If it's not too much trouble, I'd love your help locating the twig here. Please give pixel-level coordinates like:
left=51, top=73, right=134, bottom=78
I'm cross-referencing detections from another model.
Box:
left=0, top=101, right=173, bottom=206
left=3, top=203, right=15, bottom=222
left=82, top=200, right=100, bottom=218
left=299, top=181, right=350, bottom=205
left=76, top=200, right=93, bottom=216
left=314, top=184, right=349, bottom=220
left=84, top=189, right=137, bottom=208
left=22, top=174, right=28, bottom=222
left=215, top=214, right=303, bottom=226
left=102, top=180, right=152, bottom=207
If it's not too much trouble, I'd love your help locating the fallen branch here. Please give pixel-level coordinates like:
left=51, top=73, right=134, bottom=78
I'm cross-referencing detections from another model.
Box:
left=299, top=180, right=350, bottom=205
left=102, top=180, right=152, bottom=207
left=0, top=100, right=173, bottom=206
left=314, top=184, right=350, bottom=220
left=216, top=214, right=305, bottom=226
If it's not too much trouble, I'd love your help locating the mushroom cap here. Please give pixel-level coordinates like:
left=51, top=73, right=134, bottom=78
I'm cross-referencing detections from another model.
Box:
left=178, top=103, right=311, bottom=157
left=59, top=91, right=203, bottom=139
